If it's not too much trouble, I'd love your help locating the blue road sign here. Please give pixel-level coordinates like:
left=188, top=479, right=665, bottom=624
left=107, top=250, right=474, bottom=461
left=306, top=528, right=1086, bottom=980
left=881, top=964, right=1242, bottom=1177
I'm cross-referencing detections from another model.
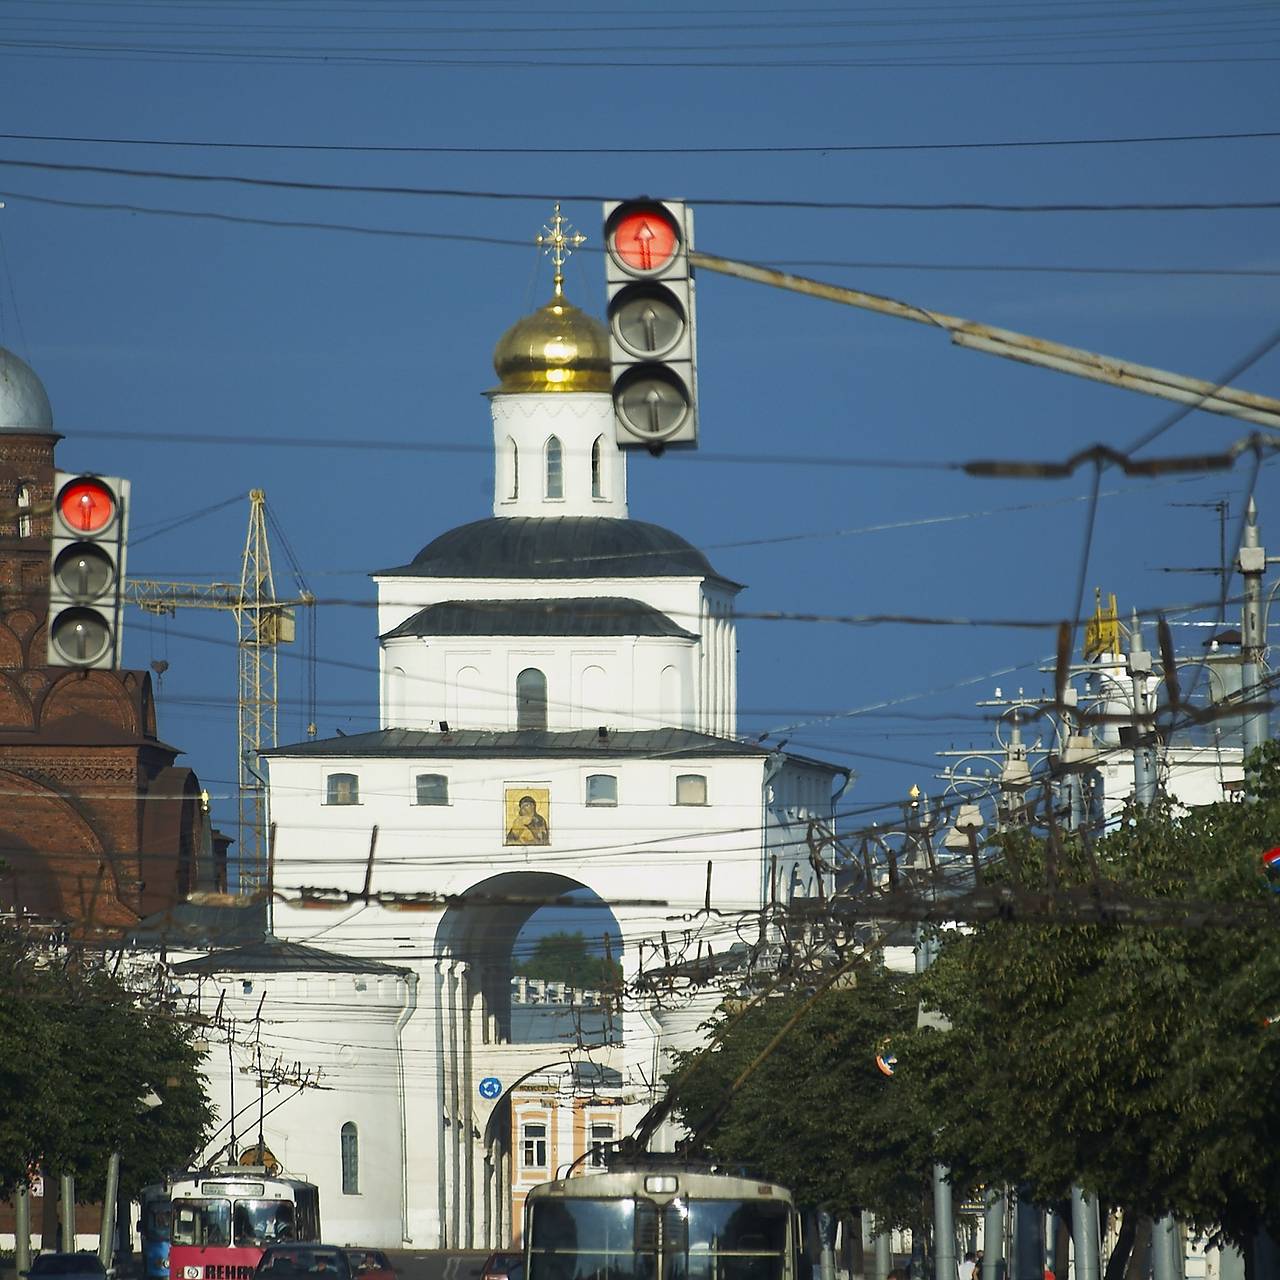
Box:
left=478, top=1076, right=502, bottom=1100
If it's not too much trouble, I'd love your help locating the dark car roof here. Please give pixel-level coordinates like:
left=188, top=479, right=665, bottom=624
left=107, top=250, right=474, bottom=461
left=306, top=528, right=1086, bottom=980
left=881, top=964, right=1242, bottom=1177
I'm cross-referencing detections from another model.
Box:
left=30, top=1257, right=106, bottom=1275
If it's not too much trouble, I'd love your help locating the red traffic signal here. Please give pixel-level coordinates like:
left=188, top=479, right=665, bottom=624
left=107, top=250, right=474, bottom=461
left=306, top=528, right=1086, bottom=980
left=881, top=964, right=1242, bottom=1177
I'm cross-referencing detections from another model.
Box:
left=602, top=199, right=699, bottom=451
left=606, top=204, right=682, bottom=276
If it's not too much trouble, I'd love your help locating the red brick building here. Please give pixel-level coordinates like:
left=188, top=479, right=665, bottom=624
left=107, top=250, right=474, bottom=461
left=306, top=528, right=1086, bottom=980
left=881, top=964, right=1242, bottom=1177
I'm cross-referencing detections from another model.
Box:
left=0, top=344, right=207, bottom=930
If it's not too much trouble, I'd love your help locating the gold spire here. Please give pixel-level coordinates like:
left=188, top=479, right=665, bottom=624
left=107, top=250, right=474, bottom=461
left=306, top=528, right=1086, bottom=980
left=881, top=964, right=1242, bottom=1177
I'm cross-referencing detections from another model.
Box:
left=491, top=203, right=610, bottom=394
left=536, top=203, right=586, bottom=298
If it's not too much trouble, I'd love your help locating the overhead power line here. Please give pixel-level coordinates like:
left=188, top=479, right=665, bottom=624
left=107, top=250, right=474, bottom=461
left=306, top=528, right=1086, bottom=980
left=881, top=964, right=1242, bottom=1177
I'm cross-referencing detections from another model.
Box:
left=1, top=127, right=1276, bottom=156
left=0, top=156, right=1276, bottom=213
left=5, top=187, right=1277, bottom=280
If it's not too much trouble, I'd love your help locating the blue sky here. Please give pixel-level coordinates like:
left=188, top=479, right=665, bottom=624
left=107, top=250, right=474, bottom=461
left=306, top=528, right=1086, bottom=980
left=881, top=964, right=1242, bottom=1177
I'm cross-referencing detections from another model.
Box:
left=1, top=0, right=1278, bottom=855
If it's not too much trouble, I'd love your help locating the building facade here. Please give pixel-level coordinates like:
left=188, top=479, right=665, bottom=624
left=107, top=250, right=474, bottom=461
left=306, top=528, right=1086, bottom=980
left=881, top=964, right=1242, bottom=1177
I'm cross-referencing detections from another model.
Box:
left=0, top=345, right=208, bottom=929
left=172, top=258, right=848, bottom=1248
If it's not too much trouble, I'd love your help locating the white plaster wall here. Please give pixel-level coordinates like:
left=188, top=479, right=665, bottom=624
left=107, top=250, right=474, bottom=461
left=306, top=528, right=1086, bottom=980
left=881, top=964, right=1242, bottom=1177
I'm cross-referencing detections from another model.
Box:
left=268, top=751, right=771, bottom=912
left=175, top=971, right=411, bottom=1249
left=489, top=393, right=627, bottom=520
left=379, top=634, right=697, bottom=731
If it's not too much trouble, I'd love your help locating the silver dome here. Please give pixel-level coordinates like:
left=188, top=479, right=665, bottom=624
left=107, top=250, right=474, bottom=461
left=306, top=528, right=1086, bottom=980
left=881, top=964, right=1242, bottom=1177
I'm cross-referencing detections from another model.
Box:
left=0, top=346, right=53, bottom=432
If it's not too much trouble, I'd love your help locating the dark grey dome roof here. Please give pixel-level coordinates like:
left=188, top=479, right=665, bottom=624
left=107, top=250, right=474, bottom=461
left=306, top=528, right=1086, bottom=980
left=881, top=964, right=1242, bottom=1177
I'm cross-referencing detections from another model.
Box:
left=377, top=517, right=736, bottom=583
left=382, top=597, right=696, bottom=641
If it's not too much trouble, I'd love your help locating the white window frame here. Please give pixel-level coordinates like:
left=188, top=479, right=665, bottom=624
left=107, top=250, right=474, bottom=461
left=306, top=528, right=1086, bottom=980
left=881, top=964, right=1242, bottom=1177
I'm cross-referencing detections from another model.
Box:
left=414, top=772, right=450, bottom=806
left=674, top=772, right=709, bottom=806
left=585, top=773, right=618, bottom=807
left=588, top=1120, right=615, bottom=1168
left=544, top=436, right=564, bottom=500
left=521, top=1120, right=548, bottom=1169
left=325, top=772, right=360, bottom=805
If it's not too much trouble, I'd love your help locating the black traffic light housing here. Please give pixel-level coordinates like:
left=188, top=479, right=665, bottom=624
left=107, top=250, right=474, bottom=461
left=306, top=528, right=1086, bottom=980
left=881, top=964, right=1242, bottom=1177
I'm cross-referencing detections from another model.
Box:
left=46, top=471, right=130, bottom=669
left=603, top=199, right=698, bottom=451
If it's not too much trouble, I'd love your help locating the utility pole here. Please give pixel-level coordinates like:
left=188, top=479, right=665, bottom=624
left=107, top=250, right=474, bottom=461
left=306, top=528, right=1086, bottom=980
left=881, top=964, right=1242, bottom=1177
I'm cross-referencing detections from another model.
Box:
left=1070, top=1189, right=1100, bottom=1280
left=1238, top=498, right=1269, bottom=761
left=1127, top=613, right=1158, bottom=809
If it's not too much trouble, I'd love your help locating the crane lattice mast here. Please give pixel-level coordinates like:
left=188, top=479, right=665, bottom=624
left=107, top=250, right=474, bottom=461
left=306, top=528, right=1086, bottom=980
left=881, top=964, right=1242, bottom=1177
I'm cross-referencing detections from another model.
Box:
left=125, top=489, right=315, bottom=891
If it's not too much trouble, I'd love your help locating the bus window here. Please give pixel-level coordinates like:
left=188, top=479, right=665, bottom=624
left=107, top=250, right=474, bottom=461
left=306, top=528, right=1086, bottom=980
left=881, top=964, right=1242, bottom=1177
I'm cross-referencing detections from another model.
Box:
left=172, top=1201, right=231, bottom=1247
left=235, top=1201, right=296, bottom=1247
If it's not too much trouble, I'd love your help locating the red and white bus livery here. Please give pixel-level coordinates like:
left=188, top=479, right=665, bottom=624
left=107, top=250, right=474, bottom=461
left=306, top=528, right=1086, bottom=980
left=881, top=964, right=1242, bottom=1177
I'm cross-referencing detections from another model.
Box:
left=169, top=1169, right=320, bottom=1280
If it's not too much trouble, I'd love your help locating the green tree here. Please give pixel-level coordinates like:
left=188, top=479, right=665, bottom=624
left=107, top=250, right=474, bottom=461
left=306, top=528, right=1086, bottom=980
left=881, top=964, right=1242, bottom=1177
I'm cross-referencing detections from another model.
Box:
left=516, top=931, right=623, bottom=990
left=0, top=930, right=213, bottom=1201
left=665, top=966, right=944, bottom=1226
left=913, top=744, right=1280, bottom=1251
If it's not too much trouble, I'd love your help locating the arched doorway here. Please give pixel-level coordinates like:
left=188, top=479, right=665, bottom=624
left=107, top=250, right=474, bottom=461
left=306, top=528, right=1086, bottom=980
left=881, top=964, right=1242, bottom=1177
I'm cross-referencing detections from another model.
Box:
left=433, top=871, right=624, bottom=1251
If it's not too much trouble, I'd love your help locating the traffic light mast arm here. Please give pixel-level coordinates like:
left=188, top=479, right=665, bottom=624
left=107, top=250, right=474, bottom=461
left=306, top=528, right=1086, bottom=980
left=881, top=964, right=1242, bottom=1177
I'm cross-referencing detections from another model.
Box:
left=687, top=250, right=1280, bottom=434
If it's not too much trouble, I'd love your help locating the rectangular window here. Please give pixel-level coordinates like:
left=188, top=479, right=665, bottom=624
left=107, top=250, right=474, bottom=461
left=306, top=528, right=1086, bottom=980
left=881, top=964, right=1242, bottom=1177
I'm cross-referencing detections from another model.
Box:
left=521, top=1121, right=548, bottom=1169
left=675, top=773, right=708, bottom=806
left=16, top=484, right=32, bottom=538
left=588, top=1121, right=614, bottom=1168
left=326, top=773, right=359, bottom=805
left=585, top=774, right=618, bottom=807
left=416, top=773, right=449, bottom=805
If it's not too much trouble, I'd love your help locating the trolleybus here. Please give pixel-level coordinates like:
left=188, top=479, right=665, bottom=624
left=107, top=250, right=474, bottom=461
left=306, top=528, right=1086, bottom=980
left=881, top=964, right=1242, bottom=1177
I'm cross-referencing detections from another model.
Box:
left=524, top=1162, right=803, bottom=1280
left=138, top=1184, right=173, bottom=1280
left=168, top=1168, right=320, bottom=1280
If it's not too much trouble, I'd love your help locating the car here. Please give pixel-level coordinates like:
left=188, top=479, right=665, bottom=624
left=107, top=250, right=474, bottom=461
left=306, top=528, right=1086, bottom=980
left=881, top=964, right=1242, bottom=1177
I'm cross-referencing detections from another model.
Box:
left=344, top=1251, right=395, bottom=1280
left=23, top=1254, right=111, bottom=1280
left=253, top=1246, right=354, bottom=1280
left=480, top=1251, right=524, bottom=1280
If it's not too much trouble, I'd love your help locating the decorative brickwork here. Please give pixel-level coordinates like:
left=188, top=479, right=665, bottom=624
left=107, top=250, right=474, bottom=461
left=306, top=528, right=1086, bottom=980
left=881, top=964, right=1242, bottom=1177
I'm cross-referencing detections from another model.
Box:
left=0, top=426, right=207, bottom=931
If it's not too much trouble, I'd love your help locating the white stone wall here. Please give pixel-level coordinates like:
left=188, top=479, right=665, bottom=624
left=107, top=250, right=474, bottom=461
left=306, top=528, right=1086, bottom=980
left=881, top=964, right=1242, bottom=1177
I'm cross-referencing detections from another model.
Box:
left=489, top=393, right=627, bottom=520
left=174, top=968, right=414, bottom=1249
left=380, top=632, right=698, bottom=732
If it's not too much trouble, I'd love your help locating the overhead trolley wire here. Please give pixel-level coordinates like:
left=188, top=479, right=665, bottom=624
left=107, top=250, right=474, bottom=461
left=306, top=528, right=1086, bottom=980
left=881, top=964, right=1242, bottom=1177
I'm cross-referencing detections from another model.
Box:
left=0, top=157, right=1276, bottom=213
left=1, top=127, right=1277, bottom=156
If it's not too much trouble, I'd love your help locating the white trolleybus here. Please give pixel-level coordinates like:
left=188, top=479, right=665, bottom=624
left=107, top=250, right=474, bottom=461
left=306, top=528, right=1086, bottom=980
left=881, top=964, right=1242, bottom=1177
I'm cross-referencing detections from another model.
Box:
left=168, top=1168, right=320, bottom=1280
left=524, top=1162, right=804, bottom=1280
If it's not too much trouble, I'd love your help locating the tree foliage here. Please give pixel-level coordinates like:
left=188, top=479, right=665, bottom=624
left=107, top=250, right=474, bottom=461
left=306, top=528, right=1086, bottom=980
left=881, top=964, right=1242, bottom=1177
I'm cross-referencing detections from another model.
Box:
left=516, top=931, right=623, bottom=990
left=666, top=967, right=940, bottom=1226
left=916, top=745, right=1280, bottom=1247
left=0, top=930, right=213, bottom=1201
left=664, top=746, right=1280, bottom=1248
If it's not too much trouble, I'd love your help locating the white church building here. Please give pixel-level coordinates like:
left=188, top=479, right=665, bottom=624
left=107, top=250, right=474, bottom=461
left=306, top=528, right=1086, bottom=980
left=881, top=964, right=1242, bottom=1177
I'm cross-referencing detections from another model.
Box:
left=175, top=229, right=849, bottom=1250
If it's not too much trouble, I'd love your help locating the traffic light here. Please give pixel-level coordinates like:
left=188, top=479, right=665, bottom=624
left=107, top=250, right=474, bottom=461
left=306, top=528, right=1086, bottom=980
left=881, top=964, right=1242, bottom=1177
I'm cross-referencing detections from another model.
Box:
left=46, top=471, right=130, bottom=669
left=603, top=199, right=698, bottom=450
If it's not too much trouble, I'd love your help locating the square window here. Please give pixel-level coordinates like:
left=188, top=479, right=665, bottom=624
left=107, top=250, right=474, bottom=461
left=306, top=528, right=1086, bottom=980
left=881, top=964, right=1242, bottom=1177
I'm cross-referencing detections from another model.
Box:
left=675, top=773, right=708, bottom=806
left=585, top=774, right=618, bottom=807
left=326, top=773, right=359, bottom=805
left=416, top=773, right=449, bottom=805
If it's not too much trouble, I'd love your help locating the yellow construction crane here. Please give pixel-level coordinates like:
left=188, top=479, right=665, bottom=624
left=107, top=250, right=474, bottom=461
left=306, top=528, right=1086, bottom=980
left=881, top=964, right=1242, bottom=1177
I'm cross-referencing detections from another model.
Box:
left=125, top=489, right=315, bottom=891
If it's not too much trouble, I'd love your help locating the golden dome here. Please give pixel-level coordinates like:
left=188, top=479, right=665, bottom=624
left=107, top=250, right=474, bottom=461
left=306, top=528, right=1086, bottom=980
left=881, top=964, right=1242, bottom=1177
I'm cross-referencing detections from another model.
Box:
left=491, top=291, right=611, bottom=394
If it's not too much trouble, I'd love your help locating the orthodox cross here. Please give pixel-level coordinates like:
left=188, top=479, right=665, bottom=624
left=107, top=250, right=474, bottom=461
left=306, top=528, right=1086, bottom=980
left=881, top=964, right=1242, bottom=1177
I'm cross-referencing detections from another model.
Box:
left=536, top=203, right=586, bottom=297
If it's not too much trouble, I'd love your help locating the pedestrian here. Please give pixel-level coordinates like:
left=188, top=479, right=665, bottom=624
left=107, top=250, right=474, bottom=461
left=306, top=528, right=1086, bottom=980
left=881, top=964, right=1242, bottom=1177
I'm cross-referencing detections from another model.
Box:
left=959, top=1254, right=976, bottom=1280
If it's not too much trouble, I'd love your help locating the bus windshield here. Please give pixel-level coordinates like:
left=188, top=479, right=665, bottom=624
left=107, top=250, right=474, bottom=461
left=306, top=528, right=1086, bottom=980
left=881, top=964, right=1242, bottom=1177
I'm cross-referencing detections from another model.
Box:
left=234, top=1201, right=296, bottom=1247
left=668, top=1199, right=789, bottom=1280
left=528, top=1198, right=654, bottom=1280
left=173, top=1200, right=231, bottom=1247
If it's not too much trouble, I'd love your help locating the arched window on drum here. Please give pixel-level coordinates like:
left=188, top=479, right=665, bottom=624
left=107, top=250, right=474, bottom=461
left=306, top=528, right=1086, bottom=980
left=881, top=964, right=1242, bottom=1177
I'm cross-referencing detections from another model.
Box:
left=545, top=436, right=563, bottom=500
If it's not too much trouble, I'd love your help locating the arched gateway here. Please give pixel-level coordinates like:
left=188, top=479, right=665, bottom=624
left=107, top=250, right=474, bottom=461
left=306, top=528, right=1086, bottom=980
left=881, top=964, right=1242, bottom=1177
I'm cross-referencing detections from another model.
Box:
left=240, top=209, right=847, bottom=1250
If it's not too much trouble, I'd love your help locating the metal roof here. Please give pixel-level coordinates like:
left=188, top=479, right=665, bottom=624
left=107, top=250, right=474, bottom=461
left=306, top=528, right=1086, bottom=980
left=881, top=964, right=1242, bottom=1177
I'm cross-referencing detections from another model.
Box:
left=264, top=728, right=845, bottom=775
left=265, top=727, right=769, bottom=760
left=374, top=517, right=739, bottom=586
left=381, top=596, right=696, bottom=641
left=170, top=936, right=408, bottom=976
